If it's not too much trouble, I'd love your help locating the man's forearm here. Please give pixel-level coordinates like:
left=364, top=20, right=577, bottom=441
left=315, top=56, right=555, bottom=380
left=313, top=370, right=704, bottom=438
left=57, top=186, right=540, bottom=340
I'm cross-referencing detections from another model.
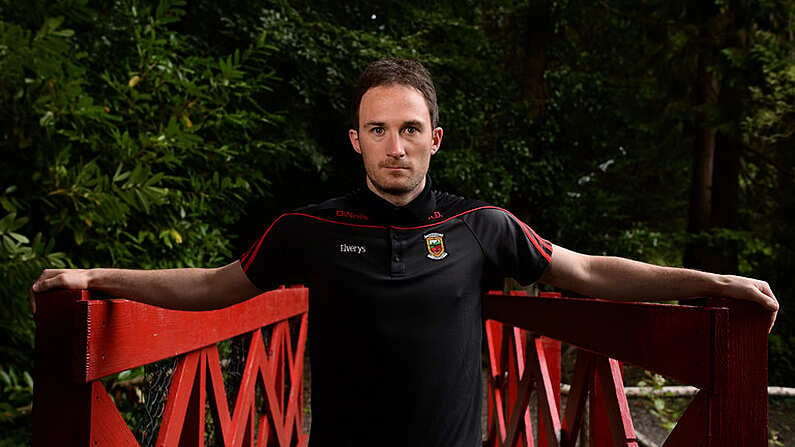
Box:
left=86, top=268, right=220, bottom=309
left=572, top=256, right=725, bottom=301
left=32, top=261, right=262, bottom=312
left=567, top=254, right=778, bottom=332
left=541, top=244, right=778, bottom=315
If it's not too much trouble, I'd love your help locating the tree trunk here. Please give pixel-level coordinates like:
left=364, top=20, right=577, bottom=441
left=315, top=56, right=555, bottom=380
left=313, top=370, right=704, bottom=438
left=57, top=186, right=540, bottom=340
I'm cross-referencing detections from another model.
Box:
left=709, top=84, right=742, bottom=274
left=524, top=2, right=552, bottom=120
left=684, top=8, right=740, bottom=273
left=507, top=0, right=553, bottom=220
left=684, top=46, right=720, bottom=270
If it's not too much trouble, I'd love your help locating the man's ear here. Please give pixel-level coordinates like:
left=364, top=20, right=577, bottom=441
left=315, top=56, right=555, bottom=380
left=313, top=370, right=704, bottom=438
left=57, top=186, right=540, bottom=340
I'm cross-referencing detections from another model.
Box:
left=430, top=127, right=444, bottom=155
left=349, top=129, right=362, bottom=154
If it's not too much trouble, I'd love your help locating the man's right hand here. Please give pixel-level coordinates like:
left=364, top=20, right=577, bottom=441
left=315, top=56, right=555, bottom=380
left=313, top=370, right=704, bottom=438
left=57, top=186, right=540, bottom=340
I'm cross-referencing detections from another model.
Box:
left=30, top=269, right=92, bottom=314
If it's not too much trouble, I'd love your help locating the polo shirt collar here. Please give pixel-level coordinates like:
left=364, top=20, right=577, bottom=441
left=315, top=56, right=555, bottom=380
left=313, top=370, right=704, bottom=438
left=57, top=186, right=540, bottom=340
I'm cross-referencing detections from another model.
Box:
left=355, top=175, right=437, bottom=226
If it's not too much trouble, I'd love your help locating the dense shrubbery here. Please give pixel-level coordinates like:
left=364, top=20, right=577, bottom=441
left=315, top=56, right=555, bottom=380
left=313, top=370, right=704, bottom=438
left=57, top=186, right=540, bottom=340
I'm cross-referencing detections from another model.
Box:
left=1, top=0, right=793, bottom=443
left=0, top=1, right=322, bottom=440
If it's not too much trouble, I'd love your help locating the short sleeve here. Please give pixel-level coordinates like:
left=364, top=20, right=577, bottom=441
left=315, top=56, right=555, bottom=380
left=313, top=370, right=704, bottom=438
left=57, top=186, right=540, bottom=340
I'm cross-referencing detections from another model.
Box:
left=461, top=207, right=553, bottom=286
left=239, top=214, right=304, bottom=291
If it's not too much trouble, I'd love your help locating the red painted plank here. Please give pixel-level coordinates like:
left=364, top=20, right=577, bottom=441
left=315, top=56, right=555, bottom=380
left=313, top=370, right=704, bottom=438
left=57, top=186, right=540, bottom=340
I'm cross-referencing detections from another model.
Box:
left=511, top=327, right=533, bottom=446
left=205, top=345, right=233, bottom=445
left=590, top=367, right=612, bottom=447
left=283, top=314, right=308, bottom=446
left=537, top=336, right=561, bottom=446
left=242, top=405, right=255, bottom=447
left=157, top=351, right=200, bottom=446
left=486, top=320, right=504, bottom=381
left=489, top=378, right=508, bottom=446
left=232, top=330, right=265, bottom=446
left=484, top=319, right=504, bottom=445
left=484, top=295, right=726, bottom=390
left=484, top=318, right=510, bottom=446
left=502, top=326, right=533, bottom=447
left=178, top=350, right=206, bottom=447
left=78, top=287, right=308, bottom=382
left=503, top=325, right=519, bottom=444
left=258, top=330, right=287, bottom=447
left=561, top=351, right=593, bottom=447
left=595, top=358, right=638, bottom=447
left=537, top=291, right=562, bottom=447
left=503, top=350, right=535, bottom=447
left=529, top=336, right=561, bottom=447
left=257, top=414, right=270, bottom=447
left=89, top=381, right=139, bottom=447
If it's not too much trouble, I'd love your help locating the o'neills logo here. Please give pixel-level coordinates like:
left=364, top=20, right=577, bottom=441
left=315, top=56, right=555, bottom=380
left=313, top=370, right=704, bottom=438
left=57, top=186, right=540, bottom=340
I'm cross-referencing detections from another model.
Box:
left=336, top=210, right=369, bottom=220
left=424, top=232, right=448, bottom=260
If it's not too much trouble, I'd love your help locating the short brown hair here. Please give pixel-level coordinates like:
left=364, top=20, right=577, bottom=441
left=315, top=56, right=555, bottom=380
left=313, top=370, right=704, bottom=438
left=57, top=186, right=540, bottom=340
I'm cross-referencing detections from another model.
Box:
left=351, top=58, right=439, bottom=129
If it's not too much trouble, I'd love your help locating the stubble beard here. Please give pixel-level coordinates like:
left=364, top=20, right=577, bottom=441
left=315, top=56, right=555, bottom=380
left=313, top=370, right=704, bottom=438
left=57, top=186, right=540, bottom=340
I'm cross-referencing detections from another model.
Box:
left=366, top=170, right=423, bottom=197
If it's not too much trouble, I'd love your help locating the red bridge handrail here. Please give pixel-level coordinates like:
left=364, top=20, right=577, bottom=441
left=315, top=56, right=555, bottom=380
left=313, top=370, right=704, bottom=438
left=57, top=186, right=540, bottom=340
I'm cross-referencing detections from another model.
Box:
left=483, top=292, right=769, bottom=447
left=32, top=287, right=309, bottom=447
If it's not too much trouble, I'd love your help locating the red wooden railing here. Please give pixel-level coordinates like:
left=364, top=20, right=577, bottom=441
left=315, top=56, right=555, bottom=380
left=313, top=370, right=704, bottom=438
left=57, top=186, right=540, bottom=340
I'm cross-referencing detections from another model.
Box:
left=32, top=286, right=769, bottom=446
left=32, top=286, right=309, bottom=447
left=483, top=291, right=769, bottom=447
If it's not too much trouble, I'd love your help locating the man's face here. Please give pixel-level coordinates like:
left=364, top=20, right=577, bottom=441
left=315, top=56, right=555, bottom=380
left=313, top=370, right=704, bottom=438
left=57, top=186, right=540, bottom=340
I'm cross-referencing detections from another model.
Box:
left=349, top=84, right=443, bottom=206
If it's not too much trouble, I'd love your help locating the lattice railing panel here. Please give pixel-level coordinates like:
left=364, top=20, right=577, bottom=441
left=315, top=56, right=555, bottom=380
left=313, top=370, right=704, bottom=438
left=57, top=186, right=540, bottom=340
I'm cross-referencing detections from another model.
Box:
left=32, top=287, right=309, bottom=447
left=483, top=291, right=769, bottom=447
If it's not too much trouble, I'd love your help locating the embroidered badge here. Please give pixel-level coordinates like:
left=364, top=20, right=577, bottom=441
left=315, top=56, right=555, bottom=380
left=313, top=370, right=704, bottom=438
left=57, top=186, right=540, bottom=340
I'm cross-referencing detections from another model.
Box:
left=424, top=232, right=448, bottom=260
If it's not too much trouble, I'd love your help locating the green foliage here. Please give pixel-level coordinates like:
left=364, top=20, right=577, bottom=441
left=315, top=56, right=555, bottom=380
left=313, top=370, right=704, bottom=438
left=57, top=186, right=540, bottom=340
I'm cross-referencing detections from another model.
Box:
left=0, top=365, right=33, bottom=445
left=0, top=210, right=66, bottom=366
left=1, top=0, right=332, bottom=272
left=637, top=371, right=691, bottom=431
left=1, top=1, right=318, bottom=442
left=742, top=27, right=795, bottom=150
left=255, top=0, right=568, bottom=215
left=43, top=2, right=285, bottom=268
left=769, top=333, right=795, bottom=387
left=0, top=366, right=33, bottom=422
left=635, top=371, right=682, bottom=432
left=1, top=0, right=793, bottom=444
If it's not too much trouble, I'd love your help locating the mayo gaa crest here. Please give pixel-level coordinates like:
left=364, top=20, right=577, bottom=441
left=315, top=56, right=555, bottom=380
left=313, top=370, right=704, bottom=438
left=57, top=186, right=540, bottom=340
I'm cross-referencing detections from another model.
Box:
left=424, top=232, right=448, bottom=260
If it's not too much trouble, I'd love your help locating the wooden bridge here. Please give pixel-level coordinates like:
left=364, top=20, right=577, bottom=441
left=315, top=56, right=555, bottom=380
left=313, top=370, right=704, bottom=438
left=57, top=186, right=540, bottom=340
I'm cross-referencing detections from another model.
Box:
left=31, top=287, right=769, bottom=446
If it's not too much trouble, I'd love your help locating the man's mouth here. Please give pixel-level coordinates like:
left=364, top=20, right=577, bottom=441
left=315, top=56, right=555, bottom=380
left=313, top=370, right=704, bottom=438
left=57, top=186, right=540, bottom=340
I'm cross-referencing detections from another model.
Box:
left=381, top=163, right=410, bottom=170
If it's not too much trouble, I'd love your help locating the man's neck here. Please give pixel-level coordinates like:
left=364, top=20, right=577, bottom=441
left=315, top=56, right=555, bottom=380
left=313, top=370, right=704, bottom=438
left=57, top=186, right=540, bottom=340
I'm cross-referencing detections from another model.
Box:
left=366, top=176, right=426, bottom=207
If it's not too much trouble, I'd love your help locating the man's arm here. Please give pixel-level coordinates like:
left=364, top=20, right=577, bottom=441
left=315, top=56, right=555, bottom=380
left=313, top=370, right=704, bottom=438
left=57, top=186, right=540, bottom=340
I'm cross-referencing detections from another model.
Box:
left=30, top=261, right=262, bottom=312
left=539, top=244, right=779, bottom=330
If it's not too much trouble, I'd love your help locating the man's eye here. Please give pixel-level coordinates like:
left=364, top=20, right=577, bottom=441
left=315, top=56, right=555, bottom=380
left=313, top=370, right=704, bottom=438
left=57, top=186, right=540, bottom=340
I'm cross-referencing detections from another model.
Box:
left=404, top=127, right=418, bottom=135
left=372, top=127, right=385, bottom=135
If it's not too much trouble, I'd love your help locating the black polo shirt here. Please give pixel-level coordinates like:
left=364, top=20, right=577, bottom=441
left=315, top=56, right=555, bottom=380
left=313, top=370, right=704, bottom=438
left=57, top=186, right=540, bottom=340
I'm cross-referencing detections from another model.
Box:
left=240, top=178, right=553, bottom=447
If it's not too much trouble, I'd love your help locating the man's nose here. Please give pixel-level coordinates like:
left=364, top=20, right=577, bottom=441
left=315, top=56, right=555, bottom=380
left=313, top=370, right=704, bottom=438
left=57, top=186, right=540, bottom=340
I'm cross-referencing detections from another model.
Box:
left=386, top=131, right=406, bottom=158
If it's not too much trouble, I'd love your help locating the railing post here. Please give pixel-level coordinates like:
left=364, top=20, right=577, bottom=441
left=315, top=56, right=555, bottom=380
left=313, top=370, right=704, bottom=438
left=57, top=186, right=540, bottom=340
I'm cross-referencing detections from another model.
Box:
left=31, top=290, right=92, bottom=447
left=707, top=298, right=768, bottom=446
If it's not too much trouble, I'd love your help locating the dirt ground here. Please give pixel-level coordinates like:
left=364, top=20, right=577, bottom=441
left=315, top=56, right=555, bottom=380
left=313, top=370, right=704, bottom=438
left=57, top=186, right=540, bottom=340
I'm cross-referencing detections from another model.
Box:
left=769, top=397, right=795, bottom=447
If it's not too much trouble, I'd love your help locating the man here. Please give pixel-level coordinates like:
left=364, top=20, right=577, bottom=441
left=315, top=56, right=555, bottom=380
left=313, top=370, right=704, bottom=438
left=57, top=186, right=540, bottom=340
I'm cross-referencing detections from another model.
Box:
left=32, top=58, right=778, bottom=446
